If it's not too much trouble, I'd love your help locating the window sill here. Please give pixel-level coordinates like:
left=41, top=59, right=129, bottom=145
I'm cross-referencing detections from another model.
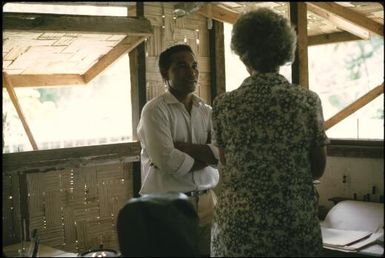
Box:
left=327, top=139, right=384, bottom=159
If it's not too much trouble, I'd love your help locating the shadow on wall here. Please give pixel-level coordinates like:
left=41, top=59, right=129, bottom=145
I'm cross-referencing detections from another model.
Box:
left=318, top=156, right=384, bottom=210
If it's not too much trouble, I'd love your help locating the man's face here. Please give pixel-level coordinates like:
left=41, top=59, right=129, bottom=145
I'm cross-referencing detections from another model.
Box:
left=163, top=51, right=199, bottom=95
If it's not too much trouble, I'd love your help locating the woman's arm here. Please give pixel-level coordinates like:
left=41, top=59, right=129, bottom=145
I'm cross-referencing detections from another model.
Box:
left=218, top=148, right=226, bottom=165
left=310, top=145, right=327, bottom=180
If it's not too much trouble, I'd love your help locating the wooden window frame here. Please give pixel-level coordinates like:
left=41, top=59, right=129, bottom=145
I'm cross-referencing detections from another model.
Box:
left=327, top=139, right=383, bottom=159
left=202, top=3, right=384, bottom=158
left=289, top=2, right=383, bottom=157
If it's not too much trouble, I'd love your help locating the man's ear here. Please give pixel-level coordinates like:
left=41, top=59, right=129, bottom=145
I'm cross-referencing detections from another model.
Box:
left=160, top=68, right=168, bottom=80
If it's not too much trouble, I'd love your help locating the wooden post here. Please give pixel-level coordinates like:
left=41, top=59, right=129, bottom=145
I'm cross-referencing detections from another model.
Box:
left=3, top=72, right=38, bottom=150
left=209, top=20, right=226, bottom=103
left=129, top=2, right=146, bottom=198
left=289, top=2, right=309, bottom=89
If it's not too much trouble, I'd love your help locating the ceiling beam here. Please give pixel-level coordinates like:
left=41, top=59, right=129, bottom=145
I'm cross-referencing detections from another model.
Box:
left=8, top=2, right=135, bottom=7
left=3, top=74, right=85, bottom=87
left=3, top=72, right=39, bottom=150
left=197, top=4, right=239, bottom=24
left=306, top=2, right=383, bottom=39
left=3, top=12, right=153, bottom=36
left=325, top=83, right=384, bottom=130
left=197, top=3, right=369, bottom=47
left=83, top=35, right=147, bottom=83
left=308, top=31, right=362, bottom=46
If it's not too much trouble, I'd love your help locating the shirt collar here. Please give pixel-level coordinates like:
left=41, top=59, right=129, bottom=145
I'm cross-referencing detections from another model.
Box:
left=164, top=91, right=204, bottom=107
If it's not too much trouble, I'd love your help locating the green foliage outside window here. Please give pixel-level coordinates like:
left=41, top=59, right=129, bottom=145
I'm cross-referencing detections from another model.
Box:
left=345, top=37, right=383, bottom=81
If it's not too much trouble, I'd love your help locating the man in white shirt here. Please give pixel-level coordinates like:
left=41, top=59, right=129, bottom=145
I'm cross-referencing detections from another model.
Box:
left=137, top=44, right=219, bottom=256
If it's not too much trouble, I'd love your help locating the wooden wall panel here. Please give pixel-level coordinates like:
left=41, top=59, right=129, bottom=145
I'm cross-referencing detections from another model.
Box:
left=2, top=175, right=22, bottom=245
left=3, top=162, right=133, bottom=253
left=144, top=3, right=211, bottom=103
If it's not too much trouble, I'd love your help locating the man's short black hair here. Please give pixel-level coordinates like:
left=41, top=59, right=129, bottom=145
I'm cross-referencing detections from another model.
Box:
left=158, top=44, right=194, bottom=73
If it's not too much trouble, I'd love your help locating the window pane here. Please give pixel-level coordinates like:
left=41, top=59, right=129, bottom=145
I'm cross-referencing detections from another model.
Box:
left=3, top=55, right=132, bottom=153
left=308, top=37, right=384, bottom=139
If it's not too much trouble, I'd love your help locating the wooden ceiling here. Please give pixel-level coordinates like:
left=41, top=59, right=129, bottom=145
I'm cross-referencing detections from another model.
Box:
left=2, top=2, right=383, bottom=88
left=196, top=2, right=383, bottom=40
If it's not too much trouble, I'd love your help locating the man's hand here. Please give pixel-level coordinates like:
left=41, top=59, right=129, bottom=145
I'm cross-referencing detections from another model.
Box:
left=174, top=142, right=218, bottom=165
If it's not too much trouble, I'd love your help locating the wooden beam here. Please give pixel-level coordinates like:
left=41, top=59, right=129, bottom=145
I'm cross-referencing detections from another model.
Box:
left=197, top=4, right=239, bottom=24
left=308, top=31, right=362, bottom=46
left=129, top=3, right=147, bottom=142
left=325, top=83, right=384, bottom=130
left=3, top=141, right=141, bottom=174
left=327, top=139, right=383, bottom=159
left=131, top=1, right=146, bottom=198
left=290, top=2, right=309, bottom=88
left=129, top=48, right=139, bottom=141
left=3, top=74, right=85, bottom=87
left=83, top=35, right=146, bottom=83
left=3, top=12, right=153, bottom=36
left=3, top=72, right=39, bottom=150
left=8, top=2, right=136, bottom=7
left=209, top=20, right=226, bottom=103
left=307, top=2, right=383, bottom=39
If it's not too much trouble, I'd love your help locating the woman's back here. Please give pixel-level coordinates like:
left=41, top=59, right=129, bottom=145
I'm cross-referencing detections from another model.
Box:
left=211, top=73, right=325, bottom=257
left=211, top=7, right=328, bottom=257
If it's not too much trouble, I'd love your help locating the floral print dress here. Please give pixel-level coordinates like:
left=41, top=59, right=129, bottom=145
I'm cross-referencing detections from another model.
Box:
left=211, top=73, right=328, bottom=257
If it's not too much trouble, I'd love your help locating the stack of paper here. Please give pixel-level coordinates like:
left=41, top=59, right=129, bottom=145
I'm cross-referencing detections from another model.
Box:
left=321, top=227, right=372, bottom=252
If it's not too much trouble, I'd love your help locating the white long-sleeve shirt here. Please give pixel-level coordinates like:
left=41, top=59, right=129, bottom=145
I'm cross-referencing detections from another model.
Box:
left=137, top=91, right=219, bottom=194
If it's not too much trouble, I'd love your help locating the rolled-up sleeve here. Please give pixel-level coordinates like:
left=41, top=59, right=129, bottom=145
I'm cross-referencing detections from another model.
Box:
left=138, top=103, right=194, bottom=176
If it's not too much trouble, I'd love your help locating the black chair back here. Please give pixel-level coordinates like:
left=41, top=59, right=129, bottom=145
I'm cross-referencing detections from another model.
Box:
left=117, top=192, right=199, bottom=257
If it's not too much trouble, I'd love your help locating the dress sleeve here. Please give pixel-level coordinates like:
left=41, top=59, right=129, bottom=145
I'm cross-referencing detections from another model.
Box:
left=212, top=97, right=225, bottom=149
left=312, top=94, right=330, bottom=147
left=207, top=107, right=220, bottom=161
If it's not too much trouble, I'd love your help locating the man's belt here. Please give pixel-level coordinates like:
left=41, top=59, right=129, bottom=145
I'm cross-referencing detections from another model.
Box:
left=184, top=189, right=209, bottom=197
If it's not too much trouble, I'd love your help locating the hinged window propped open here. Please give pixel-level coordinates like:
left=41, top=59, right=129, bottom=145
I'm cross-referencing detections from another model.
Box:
left=3, top=12, right=153, bottom=87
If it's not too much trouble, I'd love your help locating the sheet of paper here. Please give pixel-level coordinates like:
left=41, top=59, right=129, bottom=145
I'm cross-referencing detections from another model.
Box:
left=321, top=227, right=372, bottom=247
left=349, top=231, right=383, bottom=250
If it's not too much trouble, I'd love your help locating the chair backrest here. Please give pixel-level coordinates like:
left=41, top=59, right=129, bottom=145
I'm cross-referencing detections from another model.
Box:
left=116, top=192, right=199, bottom=257
left=322, top=200, right=384, bottom=232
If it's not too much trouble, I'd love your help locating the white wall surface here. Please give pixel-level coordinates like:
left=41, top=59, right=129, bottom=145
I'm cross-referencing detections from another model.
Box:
left=317, top=156, right=384, bottom=210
